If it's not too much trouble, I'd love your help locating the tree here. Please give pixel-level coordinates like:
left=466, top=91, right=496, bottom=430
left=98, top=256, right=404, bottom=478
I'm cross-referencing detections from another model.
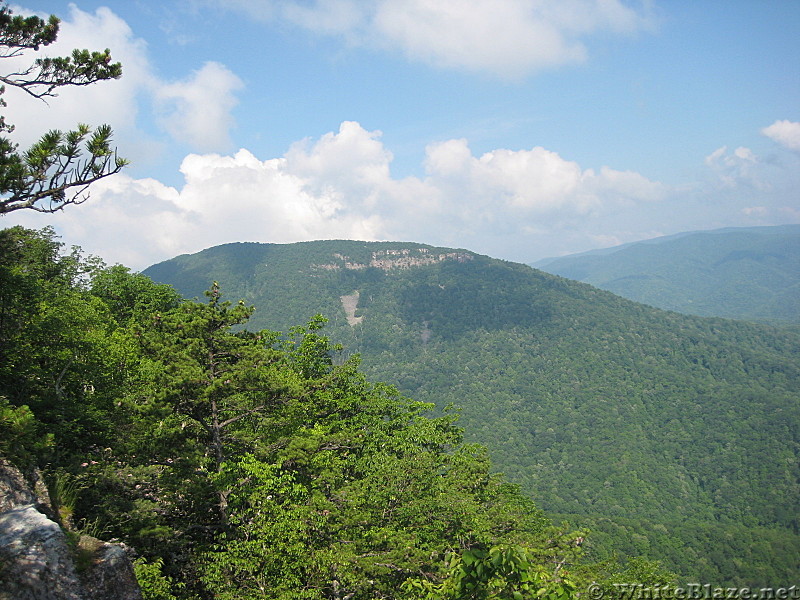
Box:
left=0, top=226, right=145, bottom=469
left=90, top=264, right=182, bottom=325
left=130, top=283, right=304, bottom=530
left=0, top=2, right=127, bottom=214
left=402, top=544, right=579, bottom=600
left=198, top=325, right=575, bottom=599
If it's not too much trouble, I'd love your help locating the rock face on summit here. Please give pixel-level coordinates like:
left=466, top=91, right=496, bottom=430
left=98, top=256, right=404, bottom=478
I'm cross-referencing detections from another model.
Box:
left=313, top=248, right=474, bottom=272
left=0, top=458, right=142, bottom=600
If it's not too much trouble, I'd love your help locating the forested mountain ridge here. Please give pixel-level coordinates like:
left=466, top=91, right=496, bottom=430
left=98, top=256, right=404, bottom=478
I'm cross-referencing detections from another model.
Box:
left=8, top=226, right=670, bottom=600
left=145, top=239, right=800, bottom=587
left=532, top=225, right=800, bottom=324
left=144, top=240, right=477, bottom=333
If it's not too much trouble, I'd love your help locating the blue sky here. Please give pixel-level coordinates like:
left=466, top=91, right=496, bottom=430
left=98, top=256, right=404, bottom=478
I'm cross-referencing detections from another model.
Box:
left=4, top=1, right=799, bottom=269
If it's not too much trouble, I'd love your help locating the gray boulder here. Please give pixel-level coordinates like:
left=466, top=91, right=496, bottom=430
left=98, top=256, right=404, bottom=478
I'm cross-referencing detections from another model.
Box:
left=0, top=458, right=142, bottom=600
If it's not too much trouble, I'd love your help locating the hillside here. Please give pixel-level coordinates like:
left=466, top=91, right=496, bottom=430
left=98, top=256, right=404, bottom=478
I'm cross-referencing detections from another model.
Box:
left=144, top=240, right=800, bottom=586
left=533, top=225, right=800, bottom=324
left=9, top=226, right=637, bottom=599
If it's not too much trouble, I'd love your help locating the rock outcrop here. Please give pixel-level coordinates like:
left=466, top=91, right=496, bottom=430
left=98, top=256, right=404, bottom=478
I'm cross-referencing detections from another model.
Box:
left=0, top=458, right=142, bottom=600
left=314, top=247, right=474, bottom=272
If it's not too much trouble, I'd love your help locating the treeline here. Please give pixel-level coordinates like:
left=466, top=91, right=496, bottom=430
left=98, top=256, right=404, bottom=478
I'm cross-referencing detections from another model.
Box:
left=0, top=226, right=671, bottom=599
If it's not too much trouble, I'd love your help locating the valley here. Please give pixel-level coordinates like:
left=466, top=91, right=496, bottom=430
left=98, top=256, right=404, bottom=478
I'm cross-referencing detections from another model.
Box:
left=144, top=237, right=800, bottom=586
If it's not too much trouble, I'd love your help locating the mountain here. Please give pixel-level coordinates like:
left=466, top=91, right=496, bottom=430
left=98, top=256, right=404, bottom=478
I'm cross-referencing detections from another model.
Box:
left=143, top=240, right=800, bottom=586
left=532, top=225, right=800, bottom=324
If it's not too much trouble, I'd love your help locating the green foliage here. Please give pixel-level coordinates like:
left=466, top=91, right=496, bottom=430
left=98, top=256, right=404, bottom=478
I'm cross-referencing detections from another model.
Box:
left=0, top=396, right=51, bottom=465
left=145, top=238, right=800, bottom=586
left=535, top=225, right=800, bottom=324
left=133, top=557, right=184, bottom=600
left=403, top=545, right=577, bottom=600
left=48, top=470, right=82, bottom=528
left=0, top=5, right=59, bottom=53
left=0, top=2, right=127, bottom=214
left=199, top=427, right=562, bottom=598
left=0, top=226, right=128, bottom=458
left=199, top=458, right=317, bottom=599
left=90, top=264, right=182, bottom=324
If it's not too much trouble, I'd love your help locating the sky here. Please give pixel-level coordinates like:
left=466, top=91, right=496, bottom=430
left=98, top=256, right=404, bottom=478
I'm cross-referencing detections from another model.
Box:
left=3, top=0, right=799, bottom=270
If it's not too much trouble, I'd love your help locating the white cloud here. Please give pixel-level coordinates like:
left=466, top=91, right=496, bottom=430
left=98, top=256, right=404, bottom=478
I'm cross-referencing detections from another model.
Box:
left=761, top=120, right=800, bottom=152
left=284, top=121, right=394, bottom=194
left=704, top=145, right=766, bottom=189
left=220, top=0, right=654, bottom=78
left=587, top=166, right=666, bottom=203
left=282, top=0, right=367, bottom=36
left=3, top=6, right=150, bottom=149
left=155, top=62, right=244, bottom=151
left=426, top=141, right=588, bottom=210
left=4, top=5, right=244, bottom=155
left=373, top=0, right=586, bottom=78
left=588, top=233, right=623, bottom=248
left=423, top=138, right=664, bottom=214
left=778, top=206, right=800, bottom=220
left=742, top=206, right=768, bottom=217
left=171, top=148, right=377, bottom=236
left=2, top=121, right=666, bottom=269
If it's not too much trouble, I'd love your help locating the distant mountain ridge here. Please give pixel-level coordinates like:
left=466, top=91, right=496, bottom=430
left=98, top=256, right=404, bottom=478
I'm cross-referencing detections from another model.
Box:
left=533, top=225, right=800, bottom=324
left=143, top=238, right=800, bottom=586
left=143, top=240, right=479, bottom=334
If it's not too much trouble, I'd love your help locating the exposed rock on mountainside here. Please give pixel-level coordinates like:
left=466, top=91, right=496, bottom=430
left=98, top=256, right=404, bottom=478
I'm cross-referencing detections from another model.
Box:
left=340, top=291, right=364, bottom=326
left=314, top=247, right=474, bottom=272
left=0, top=458, right=142, bottom=600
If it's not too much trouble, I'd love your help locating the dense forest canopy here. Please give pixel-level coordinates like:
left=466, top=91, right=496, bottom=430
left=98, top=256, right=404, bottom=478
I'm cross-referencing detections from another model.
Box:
left=0, top=225, right=681, bottom=599
left=533, top=225, right=800, bottom=324
left=144, top=239, right=800, bottom=587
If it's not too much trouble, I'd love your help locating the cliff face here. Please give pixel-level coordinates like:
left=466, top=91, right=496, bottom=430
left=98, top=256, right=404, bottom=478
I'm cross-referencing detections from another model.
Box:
left=314, top=248, right=475, bottom=272
left=0, top=458, right=142, bottom=600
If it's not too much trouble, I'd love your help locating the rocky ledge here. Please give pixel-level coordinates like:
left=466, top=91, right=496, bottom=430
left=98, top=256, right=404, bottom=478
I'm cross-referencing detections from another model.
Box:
left=0, top=458, right=142, bottom=600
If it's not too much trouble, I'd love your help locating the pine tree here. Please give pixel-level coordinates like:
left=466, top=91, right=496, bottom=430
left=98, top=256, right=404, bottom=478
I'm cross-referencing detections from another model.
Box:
left=0, top=2, right=127, bottom=214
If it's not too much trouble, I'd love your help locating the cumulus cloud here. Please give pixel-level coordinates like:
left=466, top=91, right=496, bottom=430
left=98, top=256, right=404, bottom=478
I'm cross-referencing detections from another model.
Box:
left=220, top=0, right=654, bottom=78
left=155, top=62, right=244, bottom=151
left=423, top=138, right=664, bottom=214
left=4, top=5, right=243, bottom=154
left=704, top=145, right=766, bottom=189
left=171, top=147, right=383, bottom=240
left=761, top=120, right=800, bottom=152
left=3, top=121, right=666, bottom=269
left=284, top=121, right=394, bottom=194
left=2, top=6, right=149, bottom=149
